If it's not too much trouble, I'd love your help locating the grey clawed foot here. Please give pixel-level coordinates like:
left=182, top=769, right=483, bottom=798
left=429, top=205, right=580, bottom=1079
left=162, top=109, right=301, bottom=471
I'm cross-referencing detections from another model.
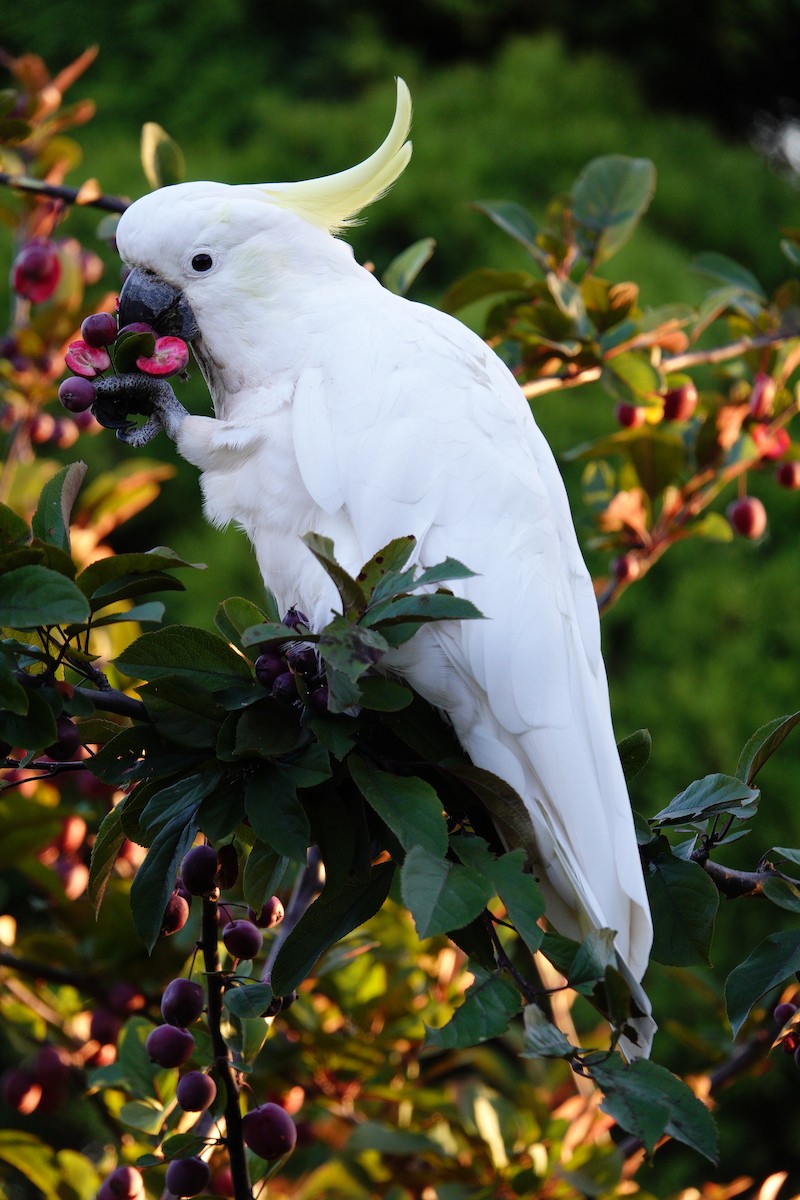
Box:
left=92, top=374, right=189, bottom=446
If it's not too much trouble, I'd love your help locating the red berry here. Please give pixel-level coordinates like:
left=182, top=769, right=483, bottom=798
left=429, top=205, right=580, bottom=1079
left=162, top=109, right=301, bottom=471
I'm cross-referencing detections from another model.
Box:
left=81, top=313, right=118, bottom=348
left=2, top=1067, right=42, bottom=1114
left=242, top=1102, right=298, bottom=1160
left=662, top=381, right=698, bottom=421
left=180, top=844, right=219, bottom=896
left=145, top=1024, right=195, bottom=1068
left=210, top=1167, right=234, bottom=1197
left=776, top=460, right=800, bottom=490
left=176, top=1070, right=217, bottom=1112
left=222, top=919, right=263, bottom=960
left=11, top=238, right=61, bottom=303
left=250, top=896, right=284, bottom=929
left=614, top=402, right=646, bottom=429
left=726, top=496, right=767, bottom=539
left=774, top=1001, right=798, bottom=1026
left=64, top=340, right=111, bottom=379
left=161, top=891, right=190, bottom=936
left=58, top=375, right=96, bottom=413
left=136, top=335, right=189, bottom=377
left=254, top=650, right=285, bottom=688
left=165, top=1158, right=211, bottom=1198
left=161, top=978, right=204, bottom=1027
left=751, top=424, right=790, bottom=461
left=611, top=554, right=641, bottom=583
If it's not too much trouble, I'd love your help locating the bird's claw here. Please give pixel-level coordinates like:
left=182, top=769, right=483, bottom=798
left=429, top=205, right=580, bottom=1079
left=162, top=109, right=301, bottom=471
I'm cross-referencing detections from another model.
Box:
left=92, top=373, right=188, bottom=446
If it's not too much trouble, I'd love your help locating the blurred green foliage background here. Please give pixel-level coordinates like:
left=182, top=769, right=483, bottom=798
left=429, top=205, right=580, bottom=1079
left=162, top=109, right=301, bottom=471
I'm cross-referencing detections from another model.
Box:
left=3, top=3, right=800, bottom=1189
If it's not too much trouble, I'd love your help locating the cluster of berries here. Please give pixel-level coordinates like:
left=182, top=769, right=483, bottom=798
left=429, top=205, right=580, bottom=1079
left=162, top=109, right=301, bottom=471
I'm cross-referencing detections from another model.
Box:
left=58, top=311, right=189, bottom=424
left=254, top=609, right=328, bottom=713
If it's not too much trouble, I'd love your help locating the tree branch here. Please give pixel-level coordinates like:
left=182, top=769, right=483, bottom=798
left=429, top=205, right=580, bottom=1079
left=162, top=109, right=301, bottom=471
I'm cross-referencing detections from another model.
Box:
left=73, top=684, right=147, bottom=721
left=691, top=853, right=779, bottom=899
left=0, top=171, right=129, bottom=214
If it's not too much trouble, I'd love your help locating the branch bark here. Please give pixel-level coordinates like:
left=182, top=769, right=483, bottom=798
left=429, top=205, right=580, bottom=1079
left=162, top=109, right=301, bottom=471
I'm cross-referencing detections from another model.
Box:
left=0, top=171, right=129, bottom=214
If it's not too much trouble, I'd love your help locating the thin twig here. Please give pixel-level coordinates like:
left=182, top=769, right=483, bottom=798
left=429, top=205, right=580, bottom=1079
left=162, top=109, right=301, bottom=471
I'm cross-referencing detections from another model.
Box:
left=0, top=171, right=129, bottom=214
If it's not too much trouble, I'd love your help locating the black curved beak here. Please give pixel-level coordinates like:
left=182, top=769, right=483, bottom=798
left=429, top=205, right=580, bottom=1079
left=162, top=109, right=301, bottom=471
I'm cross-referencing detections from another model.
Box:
left=118, top=267, right=199, bottom=341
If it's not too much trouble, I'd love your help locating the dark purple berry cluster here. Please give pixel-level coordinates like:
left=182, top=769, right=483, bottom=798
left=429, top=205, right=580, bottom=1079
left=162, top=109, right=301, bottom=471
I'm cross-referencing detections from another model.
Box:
left=255, top=609, right=328, bottom=713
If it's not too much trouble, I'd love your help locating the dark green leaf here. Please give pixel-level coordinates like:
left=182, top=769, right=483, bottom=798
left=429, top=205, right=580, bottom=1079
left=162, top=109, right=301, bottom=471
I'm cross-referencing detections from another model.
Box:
left=245, top=767, right=310, bottom=862
left=382, top=237, right=436, bottom=295
left=215, top=597, right=273, bottom=658
left=141, top=122, right=185, bottom=189
left=198, top=778, right=245, bottom=843
left=348, top=1121, right=443, bottom=1156
left=88, top=804, right=126, bottom=913
left=116, top=1017, right=160, bottom=1098
left=521, top=1004, right=575, bottom=1059
left=77, top=547, right=201, bottom=600
left=472, top=199, right=543, bottom=260
left=234, top=702, right=306, bottom=757
left=361, top=592, right=482, bottom=633
left=0, top=503, right=29, bottom=548
left=240, top=621, right=305, bottom=649
left=317, top=616, right=388, bottom=686
left=301, top=533, right=367, bottom=615
left=0, top=686, right=57, bottom=750
left=224, top=983, right=274, bottom=1018
left=572, top=156, right=656, bottom=263
left=692, top=252, right=765, bottom=298
left=603, top=352, right=663, bottom=402
left=356, top=675, right=413, bottom=711
left=116, top=626, right=252, bottom=690
left=130, top=815, right=199, bottom=951
left=243, top=842, right=290, bottom=913
left=442, top=763, right=539, bottom=866
left=30, top=462, right=87, bottom=553
left=270, top=862, right=394, bottom=994
left=0, top=565, right=90, bottom=628
left=141, top=768, right=226, bottom=832
left=89, top=601, right=165, bottom=628
left=646, top=850, right=719, bottom=966
left=452, top=837, right=545, bottom=955
left=440, top=268, right=539, bottom=314
left=652, top=774, right=760, bottom=826
left=0, top=643, right=28, bottom=714
left=736, top=712, right=800, bottom=786
left=726, top=930, right=800, bottom=1037
left=570, top=928, right=618, bottom=990
left=617, top=729, right=651, bottom=783
left=401, top=845, right=493, bottom=939
left=349, top=756, right=448, bottom=858
left=761, top=877, right=800, bottom=913
left=140, top=679, right=224, bottom=749
left=425, top=971, right=520, bottom=1049
left=354, top=536, right=417, bottom=598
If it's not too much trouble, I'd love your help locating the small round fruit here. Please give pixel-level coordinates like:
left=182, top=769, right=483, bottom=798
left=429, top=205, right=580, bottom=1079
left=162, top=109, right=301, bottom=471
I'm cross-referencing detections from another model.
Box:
left=161, top=891, right=190, bottom=936
left=217, top=842, right=239, bottom=889
left=222, top=919, right=263, bottom=959
left=611, top=554, right=641, bottom=583
left=58, top=375, right=96, bottom=413
left=180, top=844, right=219, bottom=896
left=285, top=644, right=318, bottom=676
left=726, top=496, right=767, bottom=539
left=106, top=1166, right=145, bottom=1199
left=81, top=313, right=118, bottom=348
left=614, top=402, right=646, bottom=429
left=251, top=895, right=284, bottom=928
left=308, top=684, right=329, bottom=714
left=43, top=715, right=82, bottom=761
left=165, top=1157, right=211, bottom=1198
left=774, top=1001, right=798, bottom=1026
left=242, top=1101, right=298, bottom=1161
left=2, top=1067, right=42, bottom=1114
left=776, top=461, right=800, bottom=490
left=254, top=650, right=285, bottom=688
left=11, top=238, right=61, bottom=303
left=90, top=1010, right=122, bottom=1046
left=271, top=671, right=299, bottom=704
left=145, top=1024, right=195, bottom=1068
left=662, top=381, right=698, bottom=422
left=176, top=1070, right=217, bottom=1113
left=748, top=372, right=776, bottom=419
left=161, top=978, right=204, bottom=1027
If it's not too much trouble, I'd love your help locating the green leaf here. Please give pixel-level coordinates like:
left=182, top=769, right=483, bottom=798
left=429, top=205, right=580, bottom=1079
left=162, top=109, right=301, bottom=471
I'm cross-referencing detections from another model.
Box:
left=317, top=616, right=388, bottom=692
left=245, top=767, right=311, bottom=863
left=140, top=678, right=224, bottom=748
left=761, top=876, right=800, bottom=913
left=572, top=156, right=656, bottom=263
left=347, top=1121, right=443, bottom=1156
left=88, top=804, right=126, bottom=913
left=119, top=1098, right=166, bottom=1135
left=590, top=1056, right=718, bottom=1162
left=116, top=1016, right=160, bottom=1098
left=0, top=1131, right=62, bottom=1200
left=355, top=535, right=417, bottom=597
left=0, top=642, right=28, bottom=714
left=301, top=533, right=367, bottom=615
left=243, top=842, right=290, bottom=913
left=472, top=199, right=543, bottom=260
left=0, top=502, right=29, bottom=548
left=141, top=768, right=226, bottom=833
left=401, top=845, right=493, bottom=939
left=90, top=601, right=165, bottom=628
left=521, top=1004, right=575, bottom=1059
left=603, top=352, right=663, bottom=402
left=726, top=930, right=800, bottom=1037
left=652, top=773, right=760, bottom=826
left=442, top=763, right=539, bottom=867
left=233, top=702, right=306, bottom=757
left=30, top=462, right=87, bottom=552
left=570, top=928, right=618, bottom=991
left=452, top=837, right=545, bottom=955
left=617, top=729, right=651, bottom=783
left=0, top=565, right=90, bottom=628
left=0, top=686, right=56, bottom=751
left=382, top=236, right=436, bottom=295
left=361, top=592, right=483, bottom=634
left=425, top=971, right=520, bottom=1049
left=692, top=251, right=765, bottom=298
left=440, top=268, right=540, bottom=314
left=77, top=548, right=202, bottom=600
left=349, top=756, right=448, bottom=858
left=240, top=621, right=305, bottom=649
left=215, top=596, right=273, bottom=658
left=356, top=674, right=413, bottom=711
left=645, top=849, right=718, bottom=966
left=736, top=711, right=800, bottom=786
left=224, top=983, right=274, bottom=1018
left=141, top=121, right=185, bottom=189
left=116, top=626, right=252, bottom=690
left=270, top=863, right=395, bottom=994
left=130, top=814, right=199, bottom=951
left=690, top=512, right=734, bottom=543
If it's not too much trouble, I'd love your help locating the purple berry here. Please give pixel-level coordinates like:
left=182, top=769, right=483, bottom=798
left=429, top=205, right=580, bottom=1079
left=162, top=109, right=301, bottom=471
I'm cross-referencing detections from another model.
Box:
left=58, top=375, right=96, bottom=413
left=165, top=1157, right=211, bottom=1198
left=11, top=238, right=61, bottom=303
left=81, top=312, right=118, bottom=347
left=161, top=891, right=190, bottom=936
left=176, top=1070, right=217, bottom=1113
left=241, top=1102, right=298, bottom=1160
left=308, top=684, right=329, bottom=714
left=180, top=844, right=219, bottom=896
left=105, top=1167, right=145, bottom=1199
left=271, top=671, right=299, bottom=704
left=250, top=896, right=284, bottom=928
left=161, top=978, right=204, bottom=1027
left=282, top=608, right=309, bottom=631
left=222, top=919, right=263, bottom=960
left=285, top=644, right=318, bottom=676
left=145, top=1024, right=195, bottom=1068
left=43, top=715, right=82, bottom=761
left=255, top=650, right=285, bottom=688
left=774, top=1001, right=798, bottom=1026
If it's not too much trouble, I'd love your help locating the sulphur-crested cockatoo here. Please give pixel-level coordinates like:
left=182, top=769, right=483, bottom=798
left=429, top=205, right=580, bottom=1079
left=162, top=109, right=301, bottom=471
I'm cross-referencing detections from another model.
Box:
left=112, top=80, right=654, bottom=1055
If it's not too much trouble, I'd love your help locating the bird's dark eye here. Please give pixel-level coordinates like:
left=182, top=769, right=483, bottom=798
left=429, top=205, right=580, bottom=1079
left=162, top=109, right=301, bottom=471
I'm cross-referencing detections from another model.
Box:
left=191, top=253, right=213, bottom=273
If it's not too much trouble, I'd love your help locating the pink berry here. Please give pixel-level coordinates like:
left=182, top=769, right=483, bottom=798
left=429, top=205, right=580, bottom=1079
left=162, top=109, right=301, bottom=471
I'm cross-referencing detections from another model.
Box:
left=776, top=461, right=800, bottom=490
left=662, top=382, right=698, bottom=422
left=64, top=339, right=111, bottom=379
left=751, top=424, right=790, bottom=461
left=726, top=496, right=767, bottom=539
left=614, top=402, right=646, bottom=429
left=81, top=312, right=118, bottom=347
left=161, top=891, right=190, bottom=936
left=222, top=919, right=263, bottom=960
left=105, top=1167, right=145, bottom=1199
left=59, top=376, right=96, bottom=413
left=242, top=1102, right=298, bottom=1160
left=136, top=335, right=189, bottom=377
left=11, top=238, right=61, bottom=303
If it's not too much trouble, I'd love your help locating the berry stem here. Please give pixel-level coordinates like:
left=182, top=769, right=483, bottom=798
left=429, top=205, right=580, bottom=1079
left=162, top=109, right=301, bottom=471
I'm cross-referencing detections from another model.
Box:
left=200, top=895, right=253, bottom=1200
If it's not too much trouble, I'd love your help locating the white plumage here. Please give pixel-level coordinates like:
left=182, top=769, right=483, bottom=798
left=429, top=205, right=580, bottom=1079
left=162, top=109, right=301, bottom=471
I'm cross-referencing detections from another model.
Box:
left=115, top=80, right=654, bottom=1054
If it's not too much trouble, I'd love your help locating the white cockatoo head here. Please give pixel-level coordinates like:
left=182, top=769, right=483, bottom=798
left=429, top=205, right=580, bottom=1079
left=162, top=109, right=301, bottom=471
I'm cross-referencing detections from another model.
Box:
left=115, top=80, right=412, bottom=397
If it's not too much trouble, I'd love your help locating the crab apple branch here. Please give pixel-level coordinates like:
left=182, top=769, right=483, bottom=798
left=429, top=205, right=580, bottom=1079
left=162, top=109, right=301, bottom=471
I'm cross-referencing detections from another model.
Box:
left=0, top=171, right=129, bottom=214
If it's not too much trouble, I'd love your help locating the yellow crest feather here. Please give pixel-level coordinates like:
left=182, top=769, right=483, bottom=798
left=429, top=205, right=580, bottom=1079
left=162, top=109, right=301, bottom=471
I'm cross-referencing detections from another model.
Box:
left=260, top=79, right=412, bottom=233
